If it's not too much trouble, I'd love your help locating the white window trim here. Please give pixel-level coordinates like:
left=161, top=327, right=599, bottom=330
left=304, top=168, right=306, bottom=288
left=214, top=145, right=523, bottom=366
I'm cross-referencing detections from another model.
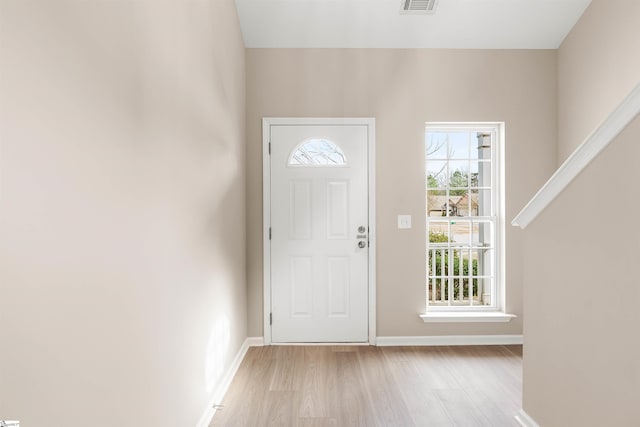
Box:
left=420, top=312, right=515, bottom=323
left=422, top=122, right=509, bottom=319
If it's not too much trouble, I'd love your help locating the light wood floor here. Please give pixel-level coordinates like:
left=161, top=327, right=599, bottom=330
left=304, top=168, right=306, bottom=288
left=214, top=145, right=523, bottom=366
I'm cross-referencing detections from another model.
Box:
left=211, top=344, right=522, bottom=427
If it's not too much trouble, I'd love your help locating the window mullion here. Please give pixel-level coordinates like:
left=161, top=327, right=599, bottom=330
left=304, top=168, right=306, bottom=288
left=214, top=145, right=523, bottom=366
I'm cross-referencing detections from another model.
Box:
left=468, top=240, right=473, bottom=306
left=440, top=247, right=446, bottom=304
left=467, top=136, right=472, bottom=306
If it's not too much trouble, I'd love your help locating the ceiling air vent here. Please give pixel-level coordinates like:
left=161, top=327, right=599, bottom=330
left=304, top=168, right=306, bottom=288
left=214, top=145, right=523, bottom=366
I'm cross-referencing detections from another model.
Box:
left=400, top=0, right=439, bottom=14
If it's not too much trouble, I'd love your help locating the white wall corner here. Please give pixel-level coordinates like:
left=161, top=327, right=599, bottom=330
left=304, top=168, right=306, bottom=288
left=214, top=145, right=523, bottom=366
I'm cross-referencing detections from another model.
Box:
left=515, top=409, right=540, bottom=427
left=376, top=334, right=523, bottom=346
left=197, top=337, right=254, bottom=427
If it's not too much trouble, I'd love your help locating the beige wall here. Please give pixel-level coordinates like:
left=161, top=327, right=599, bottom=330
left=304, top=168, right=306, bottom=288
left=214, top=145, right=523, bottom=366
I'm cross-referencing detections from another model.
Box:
left=522, top=115, right=640, bottom=426
left=246, top=49, right=558, bottom=337
left=522, top=1, right=640, bottom=424
left=557, top=0, right=640, bottom=163
left=0, top=1, right=246, bottom=426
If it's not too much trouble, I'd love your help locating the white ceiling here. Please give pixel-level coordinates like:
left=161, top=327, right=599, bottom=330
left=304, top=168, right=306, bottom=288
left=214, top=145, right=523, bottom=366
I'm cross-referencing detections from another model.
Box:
left=234, top=0, right=592, bottom=49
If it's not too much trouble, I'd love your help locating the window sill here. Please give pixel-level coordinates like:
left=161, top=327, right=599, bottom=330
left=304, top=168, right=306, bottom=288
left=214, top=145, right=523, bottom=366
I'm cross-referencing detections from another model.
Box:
left=419, top=312, right=516, bottom=323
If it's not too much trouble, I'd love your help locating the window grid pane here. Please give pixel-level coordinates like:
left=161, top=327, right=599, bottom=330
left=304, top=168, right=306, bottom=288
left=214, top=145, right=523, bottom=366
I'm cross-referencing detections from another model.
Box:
left=426, top=128, right=498, bottom=309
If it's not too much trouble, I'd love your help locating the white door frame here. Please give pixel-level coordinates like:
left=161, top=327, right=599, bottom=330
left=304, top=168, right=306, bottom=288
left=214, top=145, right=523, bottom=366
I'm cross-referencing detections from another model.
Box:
left=262, top=117, right=376, bottom=345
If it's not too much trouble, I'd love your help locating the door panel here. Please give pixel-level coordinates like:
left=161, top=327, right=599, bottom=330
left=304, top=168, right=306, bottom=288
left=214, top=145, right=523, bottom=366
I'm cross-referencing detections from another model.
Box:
left=270, top=125, right=368, bottom=342
left=290, top=256, right=313, bottom=317
left=327, top=256, right=349, bottom=317
left=289, top=180, right=312, bottom=239
left=326, top=181, right=349, bottom=239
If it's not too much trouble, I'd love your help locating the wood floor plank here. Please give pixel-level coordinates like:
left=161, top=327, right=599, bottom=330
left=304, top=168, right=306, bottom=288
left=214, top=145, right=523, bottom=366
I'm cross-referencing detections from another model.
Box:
left=254, top=391, right=297, bottom=427
left=333, top=351, right=377, bottom=426
left=409, top=346, right=463, bottom=390
left=210, top=345, right=522, bottom=427
left=269, top=346, right=305, bottom=391
left=357, top=347, right=415, bottom=426
left=435, top=388, right=494, bottom=427
left=398, top=385, right=455, bottom=427
left=463, top=386, right=521, bottom=427
left=503, top=344, right=523, bottom=357
left=297, top=347, right=337, bottom=418
left=211, top=349, right=277, bottom=426
left=296, top=418, right=338, bottom=427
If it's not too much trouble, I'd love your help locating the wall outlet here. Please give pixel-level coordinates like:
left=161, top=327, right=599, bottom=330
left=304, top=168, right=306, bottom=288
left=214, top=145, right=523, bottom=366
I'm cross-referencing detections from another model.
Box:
left=397, top=214, right=412, bottom=229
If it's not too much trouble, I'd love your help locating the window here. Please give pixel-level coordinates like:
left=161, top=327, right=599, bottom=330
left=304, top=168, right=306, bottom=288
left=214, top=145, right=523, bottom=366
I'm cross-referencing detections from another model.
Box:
left=425, top=124, right=503, bottom=312
left=288, top=138, right=347, bottom=166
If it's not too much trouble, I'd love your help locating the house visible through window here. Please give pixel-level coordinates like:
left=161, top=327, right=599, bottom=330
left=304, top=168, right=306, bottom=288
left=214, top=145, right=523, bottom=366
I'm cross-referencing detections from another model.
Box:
left=425, top=124, right=503, bottom=311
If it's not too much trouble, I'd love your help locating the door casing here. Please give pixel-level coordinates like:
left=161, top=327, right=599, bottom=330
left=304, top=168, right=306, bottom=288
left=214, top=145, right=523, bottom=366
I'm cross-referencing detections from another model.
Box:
left=262, top=117, right=376, bottom=345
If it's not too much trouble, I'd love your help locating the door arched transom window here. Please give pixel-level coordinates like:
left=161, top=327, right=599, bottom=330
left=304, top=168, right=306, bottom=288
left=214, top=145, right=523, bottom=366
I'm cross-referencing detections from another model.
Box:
left=288, top=138, right=348, bottom=166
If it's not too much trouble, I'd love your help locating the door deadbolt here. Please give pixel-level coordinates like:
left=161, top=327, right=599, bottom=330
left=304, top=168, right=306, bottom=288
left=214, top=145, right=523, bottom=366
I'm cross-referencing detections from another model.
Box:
left=358, top=225, right=366, bottom=234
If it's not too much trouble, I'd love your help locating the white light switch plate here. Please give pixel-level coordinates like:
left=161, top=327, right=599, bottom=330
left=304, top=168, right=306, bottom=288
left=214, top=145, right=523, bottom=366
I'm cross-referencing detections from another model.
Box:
left=397, top=214, right=412, bottom=229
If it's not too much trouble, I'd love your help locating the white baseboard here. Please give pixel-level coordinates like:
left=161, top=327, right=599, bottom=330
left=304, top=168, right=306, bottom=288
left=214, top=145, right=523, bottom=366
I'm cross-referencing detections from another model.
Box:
left=246, top=336, right=265, bottom=347
left=196, top=337, right=264, bottom=427
left=270, top=342, right=369, bottom=346
left=376, top=334, right=523, bottom=346
left=515, top=409, right=540, bottom=427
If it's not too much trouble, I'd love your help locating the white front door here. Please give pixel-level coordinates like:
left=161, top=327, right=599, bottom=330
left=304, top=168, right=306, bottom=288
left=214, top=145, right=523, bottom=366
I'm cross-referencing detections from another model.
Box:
left=269, top=123, right=370, bottom=342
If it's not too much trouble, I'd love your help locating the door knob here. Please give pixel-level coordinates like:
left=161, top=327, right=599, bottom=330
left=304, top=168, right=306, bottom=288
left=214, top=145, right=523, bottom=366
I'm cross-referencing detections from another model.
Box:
left=358, top=240, right=367, bottom=249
